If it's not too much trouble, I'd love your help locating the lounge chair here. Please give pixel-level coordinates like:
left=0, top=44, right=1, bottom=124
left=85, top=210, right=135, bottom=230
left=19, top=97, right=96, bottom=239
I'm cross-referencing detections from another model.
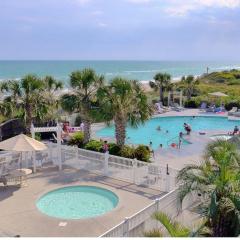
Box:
left=205, top=105, right=215, bottom=112
left=228, top=107, right=238, bottom=116
left=159, top=102, right=171, bottom=112
left=232, top=111, right=240, bottom=117
left=199, top=102, right=207, bottom=112
left=154, top=103, right=165, bottom=114
left=170, top=102, right=184, bottom=112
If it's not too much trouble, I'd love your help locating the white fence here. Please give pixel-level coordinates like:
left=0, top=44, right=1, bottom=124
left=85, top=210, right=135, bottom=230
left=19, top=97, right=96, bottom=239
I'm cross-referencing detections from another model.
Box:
left=100, top=189, right=180, bottom=237
left=100, top=189, right=198, bottom=237
left=60, top=145, right=179, bottom=192
left=0, top=143, right=179, bottom=192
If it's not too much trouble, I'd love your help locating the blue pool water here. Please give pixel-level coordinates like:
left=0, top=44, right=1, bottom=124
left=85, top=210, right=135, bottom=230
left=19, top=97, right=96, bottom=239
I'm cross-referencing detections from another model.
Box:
left=36, top=186, right=119, bottom=219
left=96, top=116, right=240, bottom=149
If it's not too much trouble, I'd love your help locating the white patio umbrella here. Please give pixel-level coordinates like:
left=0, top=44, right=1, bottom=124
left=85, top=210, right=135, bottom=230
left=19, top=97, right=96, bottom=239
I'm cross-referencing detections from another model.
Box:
left=208, top=92, right=228, bottom=97
left=0, top=134, right=47, bottom=172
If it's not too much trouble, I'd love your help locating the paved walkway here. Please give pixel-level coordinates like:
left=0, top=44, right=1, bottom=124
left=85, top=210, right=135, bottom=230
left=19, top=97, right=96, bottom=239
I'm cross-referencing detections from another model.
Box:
left=0, top=166, right=164, bottom=237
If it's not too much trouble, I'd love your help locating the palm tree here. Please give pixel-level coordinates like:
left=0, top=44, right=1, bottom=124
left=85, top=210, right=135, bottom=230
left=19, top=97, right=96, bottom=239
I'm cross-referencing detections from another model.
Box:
left=177, top=139, right=240, bottom=237
left=180, top=75, right=199, bottom=100
left=61, top=68, right=104, bottom=144
left=149, top=73, right=171, bottom=104
left=97, top=77, right=152, bottom=147
left=43, top=75, right=63, bottom=103
left=144, top=212, right=191, bottom=237
left=42, top=76, right=63, bottom=120
left=5, top=74, right=46, bottom=132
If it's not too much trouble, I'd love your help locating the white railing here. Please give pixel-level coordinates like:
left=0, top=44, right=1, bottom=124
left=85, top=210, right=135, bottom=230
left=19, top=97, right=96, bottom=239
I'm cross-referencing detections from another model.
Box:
left=59, top=144, right=179, bottom=192
left=100, top=189, right=179, bottom=237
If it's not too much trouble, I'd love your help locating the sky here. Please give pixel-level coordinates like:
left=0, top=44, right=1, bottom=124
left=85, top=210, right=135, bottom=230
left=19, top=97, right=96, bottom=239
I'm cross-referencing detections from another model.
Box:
left=0, top=0, right=240, bottom=60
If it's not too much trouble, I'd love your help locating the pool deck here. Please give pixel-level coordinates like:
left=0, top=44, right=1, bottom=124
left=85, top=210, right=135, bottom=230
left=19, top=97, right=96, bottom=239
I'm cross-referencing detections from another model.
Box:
left=0, top=166, right=164, bottom=237
left=92, top=108, right=238, bottom=171
left=152, top=109, right=234, bottom=170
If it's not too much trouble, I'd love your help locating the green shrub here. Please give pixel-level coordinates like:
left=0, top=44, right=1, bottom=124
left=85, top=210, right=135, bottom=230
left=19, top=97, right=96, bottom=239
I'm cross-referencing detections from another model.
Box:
left=34, top=132, right=41, bottom=141
left=75, top=115, right=82, bottom=126
left=184, top=99, right=200, bottom=108
left=68, top=132, right=84, bottom=147
left=119, top=145, right=135, bottom=159
left=108, top=143, right=121, bottom=156
left=84, top=140, right=103, bottom=152
left=224, top=100, right=240, bottom=111
left=134, top=145, right=151, bottom=162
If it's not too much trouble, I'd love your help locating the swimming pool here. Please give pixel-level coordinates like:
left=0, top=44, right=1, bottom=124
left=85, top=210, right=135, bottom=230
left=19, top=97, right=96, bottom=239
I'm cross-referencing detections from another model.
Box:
left=97, top=116, right=240, bottom=149
left=36, top=186, right=119, bottom=219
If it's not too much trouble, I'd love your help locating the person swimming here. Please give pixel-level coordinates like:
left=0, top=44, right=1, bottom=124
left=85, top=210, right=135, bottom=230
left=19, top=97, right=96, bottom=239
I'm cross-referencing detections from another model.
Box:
left=184, top=123, right=191, bottom=135
left=156, top=126, right=161, bottom=131
left=149, top=141, right=155, bottom=158
left=233, top=126, right=239, bottom=135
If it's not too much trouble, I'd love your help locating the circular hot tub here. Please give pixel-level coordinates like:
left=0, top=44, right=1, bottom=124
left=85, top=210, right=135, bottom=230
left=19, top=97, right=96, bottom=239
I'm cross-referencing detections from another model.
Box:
left=36, top=186, right=119, bottom=219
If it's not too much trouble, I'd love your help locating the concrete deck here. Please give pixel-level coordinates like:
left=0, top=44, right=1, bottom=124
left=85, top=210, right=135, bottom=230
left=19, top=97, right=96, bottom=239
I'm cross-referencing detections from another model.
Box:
left=0, top=166, right=164, bottom=237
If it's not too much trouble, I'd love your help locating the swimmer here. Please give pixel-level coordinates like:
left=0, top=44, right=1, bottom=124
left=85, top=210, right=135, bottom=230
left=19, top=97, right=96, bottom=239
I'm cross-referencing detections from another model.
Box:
left=184, top=123, right=191, bottom=135
left=166, top=130, right=169, bottom=134
left=149, top=141, right=155, bottom=158
left=233, top=126, right=239, bottom=135
left=156, top=126, right=161, bottom=131
left=159, top=144, right=163, bottom=148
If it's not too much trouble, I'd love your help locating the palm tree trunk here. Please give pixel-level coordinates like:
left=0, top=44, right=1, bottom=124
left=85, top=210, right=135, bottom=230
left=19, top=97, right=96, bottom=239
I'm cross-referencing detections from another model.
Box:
left=114, top=117, right=126, bottom=147
left=83, top=119, right=91, bottom=144
left=187, top=88, right=192, bottom=100
left=159, top=86, right=164, bottom=103
left=25, top=102, right=32, bottom=134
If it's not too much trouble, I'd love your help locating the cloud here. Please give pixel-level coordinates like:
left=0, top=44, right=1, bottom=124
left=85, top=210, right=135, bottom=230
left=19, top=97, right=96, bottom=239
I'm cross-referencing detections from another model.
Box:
left=127, top=0, right=152, bottom=4
left=165, top=0, right=240, bottom=17
left=74, top=0, right=91, bottom=6
left=97, top=22, right=107, bottom=27
left=91, top=10, right=104, bottom=16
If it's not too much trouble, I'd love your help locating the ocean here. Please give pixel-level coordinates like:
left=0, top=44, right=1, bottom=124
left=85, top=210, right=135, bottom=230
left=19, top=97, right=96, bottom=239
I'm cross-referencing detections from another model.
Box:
left=0, top=60, right=240, bottom=85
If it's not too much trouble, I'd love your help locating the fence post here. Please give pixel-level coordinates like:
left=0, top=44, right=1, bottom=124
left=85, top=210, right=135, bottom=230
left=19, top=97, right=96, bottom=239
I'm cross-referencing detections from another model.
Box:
left=57, top=124, right=62, bottom=171
left=49, top=142, right=53, bottom=164
left=31, top=123, right=35, bottom=139
left=32, top=151, right=36, bottom=173
left=165, top=165, right=170, bottom=192
left=155, top=198, right=160, bottom=212
left=104, top=151, right=109, bottom=176
left=155, top=198, right=160, bottom=228
left=123, top=217, right=130, bottom=237
left=133, top=158, right=137, bottom=184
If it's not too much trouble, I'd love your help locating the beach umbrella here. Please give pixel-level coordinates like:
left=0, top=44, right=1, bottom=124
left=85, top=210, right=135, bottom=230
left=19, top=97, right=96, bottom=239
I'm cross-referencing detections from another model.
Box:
left=0, top=134, right=47, bottom=172
left=208, top=92, right=228, bottom=97
left=0, top=134, right=47, bottom=152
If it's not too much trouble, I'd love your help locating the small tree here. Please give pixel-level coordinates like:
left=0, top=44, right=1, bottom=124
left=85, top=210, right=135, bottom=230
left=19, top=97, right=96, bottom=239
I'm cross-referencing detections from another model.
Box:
left=61, top=68, right=104, bottom=144
left=180, top=75, right=199, bottom=100
left=149, top=73, right=171, bottom=104
left=98, top=77, right=152, bottom=147
left=177, top=140, right=240, bottom=237
left=4, top=74, right=47, bottom=132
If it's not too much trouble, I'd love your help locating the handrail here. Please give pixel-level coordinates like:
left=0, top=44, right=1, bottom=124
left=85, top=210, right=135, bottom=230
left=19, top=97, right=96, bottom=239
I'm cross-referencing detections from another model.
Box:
left=166, top=135, right=180, bottom=146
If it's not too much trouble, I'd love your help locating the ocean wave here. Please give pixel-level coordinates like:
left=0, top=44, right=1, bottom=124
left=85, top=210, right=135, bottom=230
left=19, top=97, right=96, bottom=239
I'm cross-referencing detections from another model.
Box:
left=211, top=65, right=240, bottom=70
left=124, top=70, right=161, bottom=73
